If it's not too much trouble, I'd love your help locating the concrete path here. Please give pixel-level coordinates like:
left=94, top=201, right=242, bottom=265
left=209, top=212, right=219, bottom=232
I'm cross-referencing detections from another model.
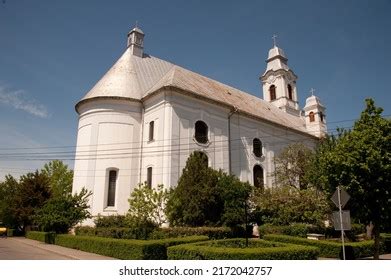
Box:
left=0, top=237, right=116, bottom=260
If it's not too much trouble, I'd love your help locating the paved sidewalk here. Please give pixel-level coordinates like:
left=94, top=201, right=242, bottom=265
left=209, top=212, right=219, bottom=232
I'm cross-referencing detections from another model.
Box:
left=9, top=237, right=117, bottom=260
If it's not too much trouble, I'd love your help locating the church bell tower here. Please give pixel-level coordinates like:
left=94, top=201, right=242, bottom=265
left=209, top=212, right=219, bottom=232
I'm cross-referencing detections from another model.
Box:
left=260, top=36, right=300, bottom=116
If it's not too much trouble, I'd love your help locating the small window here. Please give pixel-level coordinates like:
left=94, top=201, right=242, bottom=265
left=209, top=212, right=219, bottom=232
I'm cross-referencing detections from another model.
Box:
left=253, top=138, right=262, bottom=157
left=147, top=167, right=152, bottom=187
left=309, top=111, right=315, bottom=122
left=253, top=165, right=264, bottom=189
left=288, top=84, right=293, bottom=100
left=107, top=170, right=117, bottom=207
left=195, top=121, right=208, bottom=144
left=149, top=121, right=154, bottom=141
left=269, top=85, right=276, bottom=101
left=320, top=112, right=324, bottom=122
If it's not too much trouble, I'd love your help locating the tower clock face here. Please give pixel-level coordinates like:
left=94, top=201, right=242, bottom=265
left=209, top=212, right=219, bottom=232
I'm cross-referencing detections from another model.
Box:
left=267, top=75, right=276, bottom=83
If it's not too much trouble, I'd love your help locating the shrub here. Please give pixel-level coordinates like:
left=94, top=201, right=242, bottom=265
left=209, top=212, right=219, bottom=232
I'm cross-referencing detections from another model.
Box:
left=74, top=226, right=96, bottom=236
left=7, top=229, right=14, bottom=237
left=26, top=231, right=56, bottom=244
left=94, top=215, right=127, bottom=228
left=258, top=223, right=312, bottom=238
left=168, top=238, right=319, bottom=260
left=149, top=227, right=239, bottom=240
left=264, top=234, right=385, bottom=259
left=54, top=234, right=208, bottom=259
left=76, top=226, right=155, bottom=240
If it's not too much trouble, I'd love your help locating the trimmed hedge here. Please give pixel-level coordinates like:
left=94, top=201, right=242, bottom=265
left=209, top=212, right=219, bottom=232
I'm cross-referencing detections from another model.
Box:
left=75, top=226, right=242, bottom=240
left=75, top=226, right=152, bottom=240
left=26, top=231, right=56, bottom=244
left=168, top=238, right=319, bottom=260
left=150, top=227, right=240, bottom=240
left=258, top=224, right=313, bottom=238
left=264, top=234, right=384, bottom=259
left=54, top=234, right=209, bottom=259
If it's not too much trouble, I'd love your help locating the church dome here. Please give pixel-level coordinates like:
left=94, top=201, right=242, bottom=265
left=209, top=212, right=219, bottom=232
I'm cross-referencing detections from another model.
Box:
left=128, top=26, right=144, bottom=35
left=267, top=46, right=287, bottom=61
left=304, top=94, right=325, bottom=110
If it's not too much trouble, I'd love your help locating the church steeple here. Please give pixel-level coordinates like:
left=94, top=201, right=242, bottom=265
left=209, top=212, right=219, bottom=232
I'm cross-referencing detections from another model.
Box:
left=127, top=24, right=145, bottom=57
left=304, top=88, right=327, bottom=137
left=260, top=36, right=300, bottom=116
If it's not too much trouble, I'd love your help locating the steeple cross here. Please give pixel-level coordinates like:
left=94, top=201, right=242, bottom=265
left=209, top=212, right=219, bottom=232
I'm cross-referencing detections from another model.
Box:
left=310, top=88, right=315, bottom=96
left=272, top=34, right=278, bottom=47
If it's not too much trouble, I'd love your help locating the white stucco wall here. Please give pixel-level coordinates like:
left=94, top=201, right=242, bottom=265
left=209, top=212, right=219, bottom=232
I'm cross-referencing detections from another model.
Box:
left=73, top=92, right=318, bottom=223
left=72, top=99, right=142, bottom=223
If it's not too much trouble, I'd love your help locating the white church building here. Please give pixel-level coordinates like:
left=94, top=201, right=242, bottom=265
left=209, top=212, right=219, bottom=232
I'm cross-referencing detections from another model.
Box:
left=72, top=26, right=327, bottom=219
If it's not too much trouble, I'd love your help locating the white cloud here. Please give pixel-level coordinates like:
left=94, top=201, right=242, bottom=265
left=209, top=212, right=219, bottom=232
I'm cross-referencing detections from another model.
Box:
left=0, top=84, right=49, bottom=118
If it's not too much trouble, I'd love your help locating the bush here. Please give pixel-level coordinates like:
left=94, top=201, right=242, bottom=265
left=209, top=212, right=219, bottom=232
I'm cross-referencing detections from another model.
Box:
left=263, top=234, right=385, bottom=259
left=94, top=215, right=128, bottom=228
left=7, top=229, right=14, bottom=237
left=258, top=224, right=313, bottom=238
left=54, top=234, right=208, bottom=259
left=76, top=226, right=155, bottom=240
left=75, top=226, right=242, bottom=240
left=168, top=238, right=319, bottom=260
left=150, top=227, right=240, bottom=240
left=26, top=231, right=56, bottom=244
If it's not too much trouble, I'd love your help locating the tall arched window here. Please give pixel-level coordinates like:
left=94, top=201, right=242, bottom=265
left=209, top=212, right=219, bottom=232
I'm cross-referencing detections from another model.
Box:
left=195, top=121, right=208, bottom=144
left=269, top=85, right=276, bottom=101
left=253, top=138, right=262, bottom=157
left=253, top=165, right=264, bottom=189
left=287, top=84, right=293, bottom=100
left=147, top=167, right=152, bottom=187
left=107, top=170, right=117, bottom=207
left=309, top=111, right=315, bottom=122
left=320, top=112, right=324, bottom=123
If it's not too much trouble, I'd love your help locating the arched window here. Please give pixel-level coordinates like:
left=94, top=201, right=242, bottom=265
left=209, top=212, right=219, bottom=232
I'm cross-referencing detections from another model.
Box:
left=147, top=167, right=152, bottom=187
left=269, top=85, right=276, bottom=101
left=148, top=121, right=154, bottom=141
left=253, top=165, right=264, bottom=189
left=195, top=121, right=208, bottom=144
left=253, top=138, right=262, bottom=157
left=320, top=112, right=324, bottom=123
left=287, top=84, right=293, bottom=100
left=309, top=111, right=315, bottom=122
left=107, top=170, right=117, bottom=207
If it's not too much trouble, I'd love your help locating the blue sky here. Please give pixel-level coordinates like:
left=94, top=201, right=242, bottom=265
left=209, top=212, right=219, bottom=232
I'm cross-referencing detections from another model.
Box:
left=0, top=0, right=390, bottom=179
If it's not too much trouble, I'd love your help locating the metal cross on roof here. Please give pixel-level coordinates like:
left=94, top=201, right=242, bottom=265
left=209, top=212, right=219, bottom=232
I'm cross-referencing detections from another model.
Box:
left=272, top=34, right=278, bottom=47
left=310, top=88, right=315, bottom=96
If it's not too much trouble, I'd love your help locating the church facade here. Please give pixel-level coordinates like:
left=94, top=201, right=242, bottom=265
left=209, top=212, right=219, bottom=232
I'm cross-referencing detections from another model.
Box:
left=72, top=27, right=327, bottom=220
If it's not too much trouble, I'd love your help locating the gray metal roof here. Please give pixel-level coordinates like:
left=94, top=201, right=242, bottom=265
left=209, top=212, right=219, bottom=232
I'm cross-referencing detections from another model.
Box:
left=78, top=48, right=308, bottom=135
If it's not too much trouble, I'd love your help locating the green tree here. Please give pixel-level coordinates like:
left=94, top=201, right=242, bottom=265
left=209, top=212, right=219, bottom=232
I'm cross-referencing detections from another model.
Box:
left=0, top=175, right=19, bottom=228
left=11, top=171, right=52, bottom=230
left=41, top=160, right=73, bottom=197
left=34, top=188, right=91, bottom=233
left=217, top=173, right=253, bottom=227
left=253, top=186, right=330, bottom=226
left=308, top=99, right=391, bottom=259
left=274, top=143, right=313, bottom=189
left=166, top=151, right=221, bottom=226
left=127, top=183, right=169, bottom=226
